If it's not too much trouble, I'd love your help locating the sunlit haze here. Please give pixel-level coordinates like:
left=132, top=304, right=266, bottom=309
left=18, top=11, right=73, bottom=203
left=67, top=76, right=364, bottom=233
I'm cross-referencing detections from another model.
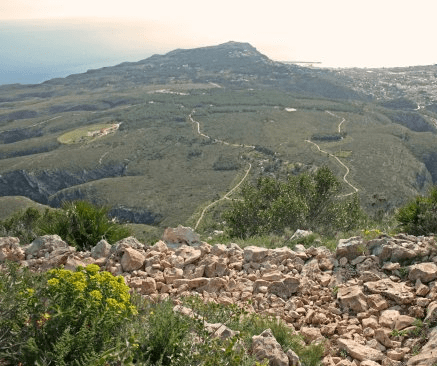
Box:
left=1, top=0, right=436, bottom=84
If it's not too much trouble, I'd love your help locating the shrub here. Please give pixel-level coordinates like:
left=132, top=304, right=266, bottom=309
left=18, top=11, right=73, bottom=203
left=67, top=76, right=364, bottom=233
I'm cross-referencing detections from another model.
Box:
left=395, top=186, right=437, bottom=235
left=0, top=261, right=46, bottom=364
left=0, top=263, right=137, bottom=365
left=0, top=201, right=131, bottom=250
left=39, top=200, right=131, bottom=250
left=0, top=207, right=42, bottom=243
left=182, top=296, right=323, bottom=366
left=223, top=166, right=365, bottom=238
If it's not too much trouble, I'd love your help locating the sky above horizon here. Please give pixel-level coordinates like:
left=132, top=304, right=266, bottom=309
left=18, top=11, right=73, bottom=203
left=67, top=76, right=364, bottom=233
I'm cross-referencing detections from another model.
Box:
left=1, top=0, right=437, bottom=84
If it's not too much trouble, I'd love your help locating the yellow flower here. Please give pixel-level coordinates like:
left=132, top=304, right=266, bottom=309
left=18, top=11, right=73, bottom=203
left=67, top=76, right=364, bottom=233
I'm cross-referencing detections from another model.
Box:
left=47, top=278, right=60, bottom=287
left=89, top=290, right=103, bottom=301
left=73, top=281, right=86, bottom=292
left=85, top=264, right=100, bottom=275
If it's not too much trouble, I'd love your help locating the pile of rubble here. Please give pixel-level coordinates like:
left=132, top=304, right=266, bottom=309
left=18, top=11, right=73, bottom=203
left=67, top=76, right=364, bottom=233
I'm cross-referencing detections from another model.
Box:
left=1, top=228, right=437, bottom=366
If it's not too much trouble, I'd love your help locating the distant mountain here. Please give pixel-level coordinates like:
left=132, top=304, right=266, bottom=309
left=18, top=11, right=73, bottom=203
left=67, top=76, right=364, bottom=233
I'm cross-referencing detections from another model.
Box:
left=42, top=41, right=367, bottom=101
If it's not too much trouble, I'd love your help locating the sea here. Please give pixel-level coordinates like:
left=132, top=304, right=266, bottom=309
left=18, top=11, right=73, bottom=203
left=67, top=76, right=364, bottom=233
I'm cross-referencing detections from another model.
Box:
left=0, top=20, right=161, bottom=86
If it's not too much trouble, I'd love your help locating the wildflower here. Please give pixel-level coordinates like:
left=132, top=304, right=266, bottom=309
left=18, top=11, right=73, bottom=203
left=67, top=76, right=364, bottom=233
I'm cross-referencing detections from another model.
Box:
left=89, top=290, right=103, bottom=301
left=47, top=278, right=60, bottom=287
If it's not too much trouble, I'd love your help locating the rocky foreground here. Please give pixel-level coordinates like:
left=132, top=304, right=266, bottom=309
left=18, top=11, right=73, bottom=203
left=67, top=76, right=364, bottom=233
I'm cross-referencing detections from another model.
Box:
left=1, top=228, right=437, bottom=366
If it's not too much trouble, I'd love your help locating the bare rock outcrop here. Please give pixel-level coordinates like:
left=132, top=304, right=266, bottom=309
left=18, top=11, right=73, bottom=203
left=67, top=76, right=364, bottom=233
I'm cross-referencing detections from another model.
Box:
left=2, top=229, right=437, bottom=366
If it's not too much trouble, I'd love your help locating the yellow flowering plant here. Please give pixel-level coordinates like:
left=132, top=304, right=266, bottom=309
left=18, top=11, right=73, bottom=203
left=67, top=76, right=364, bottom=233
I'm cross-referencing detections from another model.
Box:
left=15, top=264, right=137, bottom=365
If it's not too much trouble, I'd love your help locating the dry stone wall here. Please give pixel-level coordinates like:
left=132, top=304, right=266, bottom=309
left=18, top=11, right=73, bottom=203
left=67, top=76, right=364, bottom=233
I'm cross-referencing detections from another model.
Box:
left=1, top=231, right=437, bottom=366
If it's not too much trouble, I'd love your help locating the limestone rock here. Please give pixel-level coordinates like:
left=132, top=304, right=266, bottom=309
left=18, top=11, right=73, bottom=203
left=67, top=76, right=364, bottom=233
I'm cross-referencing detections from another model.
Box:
left=367, top=294, right=389, bottom=311
left=174, top=245, right=202, bottom=266
left=251, top=329, right=289, bottom=366
left=300, top=327, right=323, bottom=343
left=290, top=229, right=313, bottom=242
left=337, top=338, right=384, bottom=361
left=337, top=286, right=368, bottom=312
left=151, top=240, right=168, bottom=253
left=121, top=247, right=146, bottom=272
left=26, top=235, right=69, bottom=259
left=163, top=267, right=183, bottom=284
left=112, top=236, right=145, bottom=252
left=91, top=240, right=111, bottom=259
left=361, top=361, right=383, bottom=366
left=268, top=276, right=300, bottom=299
left=244, top=246, right=270, bottom=262
left=365, top=278, right=415, bottom=304
left=336, top=237, right=364, bottom=260
left=286, top=349, right=301, bottom=366
left=210, top=243, right=228, bottom=257
left=395, top=315, right=416, bottom=330
left=408, top=263, right=437, bottom=283
left=204, top=322, right=238, bottom=340
left=0, top=237, right=24, bottom=263
left=378, top=309, right=400, bottom=329
left=162, top=225, right=200, bottom=247
left=64, top=257, right=87, bottom=271
left=374, top=328, right=392, bottom=348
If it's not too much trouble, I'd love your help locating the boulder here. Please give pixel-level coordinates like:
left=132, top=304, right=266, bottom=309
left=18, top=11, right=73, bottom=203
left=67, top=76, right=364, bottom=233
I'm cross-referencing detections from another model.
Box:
left=378, top=309, right=400, bottom=329
left=395, top=315, right=416, bottom=330
left=112, top=236, right=145, bottom=252
left=204, top=322, right=238, bottom=340
left=290, top=229, right=313, bottom=242
left=300, top=327, right=323, bottom=343
left=0, top=237, right=24, bottom=263
left=336, top=237, right=364, bottom=260
left=162, top=225, right=200, bottom=247
left=337, top=338, right=384, bottom=361
left=408, top=263, right=437, bottom=283
left=163, top=267, right=183, bottom=284
left=365, top=278, right=415, bottom=304
left=151, top=240, right=168, bottom=252
left=121, top=247, right=146, bottom=272
left=268, top=276, right=300, bottom=299
left=174, top=245, right=202, bottom=266
left=244, top=246, right=269, bottom=262
left=337, top=286, right=368, bottom=313
left=286, top=349, right=301, bottom=366
left=64, top=257, right=87, bottom=271
left=251, top=329, right=289, bottom=366
left=25, top=235, right=69, bottom=258
left=361, top=361, right=383, bottom=366
left=91, top=240, right=111, bottom=259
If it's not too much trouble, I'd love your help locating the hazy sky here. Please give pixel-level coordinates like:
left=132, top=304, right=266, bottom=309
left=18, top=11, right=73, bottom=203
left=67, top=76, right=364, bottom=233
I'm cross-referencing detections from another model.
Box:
left=1, top=0, right=437, bottom=69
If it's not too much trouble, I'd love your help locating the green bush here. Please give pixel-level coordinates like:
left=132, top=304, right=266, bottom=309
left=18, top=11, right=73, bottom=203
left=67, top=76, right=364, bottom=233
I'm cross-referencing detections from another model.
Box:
left=0, top=261, right=46, bottom=364
left=395, top=186, right=437, bottom=235
left=0, top=263, right=137, bottom=365
left=39, top=200, right=131, bottom=250
left=0, top=207, right=42, bottom=244
left=126, top=297, right=260, bottom=366
left=223, top=166, right=365, bottom=238
left=0, top=201, right=131, bottom=250
left=182, top=296, right=323, bottom=366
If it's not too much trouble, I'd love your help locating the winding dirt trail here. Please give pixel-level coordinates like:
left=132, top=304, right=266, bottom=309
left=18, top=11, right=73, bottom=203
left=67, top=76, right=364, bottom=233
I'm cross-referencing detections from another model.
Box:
left=188, top=109, right=254, bottom=229
left=194, top=163, right=252, bottom=230
left=305, top=111, right=358, bottom=197
left=189, top=110, right=255, bottom=148
left=325, top=111, right=346, bottom=133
